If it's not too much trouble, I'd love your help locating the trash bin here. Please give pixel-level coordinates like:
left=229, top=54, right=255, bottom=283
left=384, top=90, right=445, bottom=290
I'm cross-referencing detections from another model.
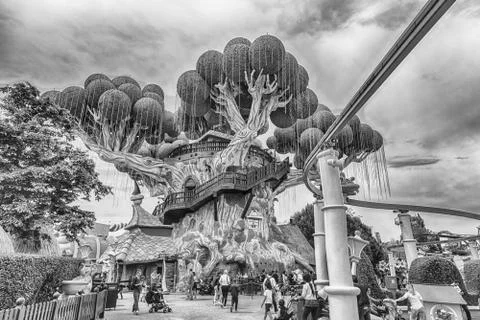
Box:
left=105, top=283, right=118, bottom=309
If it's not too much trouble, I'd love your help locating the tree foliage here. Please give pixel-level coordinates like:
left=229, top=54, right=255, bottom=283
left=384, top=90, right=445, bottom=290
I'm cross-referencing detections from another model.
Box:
left=0, top=82, right=111, bottom=247
left=410, top=213, right=441, bottom=252
left=291, top=203, right=386, bottom=267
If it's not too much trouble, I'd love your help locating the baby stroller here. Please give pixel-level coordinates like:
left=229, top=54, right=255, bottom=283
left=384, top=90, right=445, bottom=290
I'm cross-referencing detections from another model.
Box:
left=146, top=285, right=173, bottom=313
left=370, top=298, right=402, bottom=320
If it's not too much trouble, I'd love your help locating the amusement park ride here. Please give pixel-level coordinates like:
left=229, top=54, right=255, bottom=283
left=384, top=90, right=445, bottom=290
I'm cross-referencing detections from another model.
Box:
left=43, top=0, right=480, bottom=319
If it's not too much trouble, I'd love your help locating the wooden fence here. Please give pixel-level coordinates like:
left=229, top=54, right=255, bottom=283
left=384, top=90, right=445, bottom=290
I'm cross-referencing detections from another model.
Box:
left=0, top=291, right=107, bottom=320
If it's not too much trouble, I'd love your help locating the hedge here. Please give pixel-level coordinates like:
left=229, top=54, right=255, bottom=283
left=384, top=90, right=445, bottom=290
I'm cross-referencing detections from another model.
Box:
left=0, top=255, right=83, bottom=309
left=464, top=259, right=480, bottom=295
left=409, top=256, right=478, bottom=306
left=357, top=252, right=386, bottom=299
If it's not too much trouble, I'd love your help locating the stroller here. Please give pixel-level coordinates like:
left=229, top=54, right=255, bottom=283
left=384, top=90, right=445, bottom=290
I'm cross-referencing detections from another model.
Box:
left=145, top=285, right=173, bottom=313
left=370, top=298, right=402, bottom=320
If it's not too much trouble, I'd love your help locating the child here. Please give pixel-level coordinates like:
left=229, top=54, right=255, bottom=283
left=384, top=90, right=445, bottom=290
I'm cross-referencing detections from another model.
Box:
left=276, top=299, right=292, bottom=320
left=261, top=281, right=274, bottom=320
left=230, top=283, right=240, bottom=312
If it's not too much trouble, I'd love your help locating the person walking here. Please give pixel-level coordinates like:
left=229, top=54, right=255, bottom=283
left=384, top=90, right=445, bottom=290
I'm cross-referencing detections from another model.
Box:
left=395, top=283, right=426, bottom=320
left=192, top=271, right=199, bottom=300
left=230, top=282, right=240, bottom=312
left=301, top=274, right=319, bottom=320
left=219, top=270, right=231, bottom=307
left=187, top=269, right=194, bottom=300
left=131, top=269, right=143, bottom=315
left=263, top=272, right=278, bottom=312
left=261, top=281, right=274, bottom=320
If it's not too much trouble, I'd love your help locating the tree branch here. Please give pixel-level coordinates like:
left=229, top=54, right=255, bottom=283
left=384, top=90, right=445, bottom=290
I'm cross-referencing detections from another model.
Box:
left=210, top=79, right=245, bottom=133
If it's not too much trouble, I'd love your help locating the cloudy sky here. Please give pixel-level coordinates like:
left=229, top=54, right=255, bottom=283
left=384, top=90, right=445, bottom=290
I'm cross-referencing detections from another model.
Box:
left=2, top=0, right=480, bottom=240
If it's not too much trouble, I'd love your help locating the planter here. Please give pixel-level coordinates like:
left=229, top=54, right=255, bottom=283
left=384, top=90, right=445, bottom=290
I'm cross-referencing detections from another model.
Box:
left=62, top=280, right=89, bottom=295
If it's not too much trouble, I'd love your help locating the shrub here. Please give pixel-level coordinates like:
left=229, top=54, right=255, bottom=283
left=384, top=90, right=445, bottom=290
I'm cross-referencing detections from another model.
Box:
left=409, top=256, right=478, bottom=306
left=357, top=252, right=386, bottom=299
left=464, top=259, right=480, bottom=295
left=0, top=255, right=83, bottom=309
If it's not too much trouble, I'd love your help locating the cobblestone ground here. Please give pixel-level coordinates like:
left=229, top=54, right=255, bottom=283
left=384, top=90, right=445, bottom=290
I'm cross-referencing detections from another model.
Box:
left=106, top=292, right=480, bottom=320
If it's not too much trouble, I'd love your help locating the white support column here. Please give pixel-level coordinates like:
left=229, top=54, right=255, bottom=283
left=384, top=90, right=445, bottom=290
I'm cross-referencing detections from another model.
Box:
left=313, top=197, right=329, bottom=289
left=388, top=252, right=396, bottom=277
left=317, top=149, right=360, bottom=320
left=397, top=212, right=418, bottom=267
left=162, top=259, right=168, bottom=291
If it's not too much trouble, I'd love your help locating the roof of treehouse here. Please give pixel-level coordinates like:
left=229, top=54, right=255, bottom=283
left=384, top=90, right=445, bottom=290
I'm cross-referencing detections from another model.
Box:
left=102, top=228, right=176, bottom=264
left=274, top=223, right=316, bottom=266
left=125, top=198, right=173, bottom=231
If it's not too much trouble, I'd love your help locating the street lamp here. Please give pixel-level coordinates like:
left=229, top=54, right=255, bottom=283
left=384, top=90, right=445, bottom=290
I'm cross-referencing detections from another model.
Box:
left=347, top=230, right=369, bottom=276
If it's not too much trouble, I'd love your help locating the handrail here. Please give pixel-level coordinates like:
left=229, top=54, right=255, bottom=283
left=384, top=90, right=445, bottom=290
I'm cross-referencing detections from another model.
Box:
left=168, top=141, right=274, bottom=163
left=302, top=0, right=456, bottom=196
left=160, top=159, right=290, bottom=213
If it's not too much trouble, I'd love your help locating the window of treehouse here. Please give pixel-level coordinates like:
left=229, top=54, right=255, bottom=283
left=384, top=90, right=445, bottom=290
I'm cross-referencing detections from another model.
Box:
left=184, top=178, right=196, bottom=198
left=247, top=210, right=263, bottom=230
left=248, top=219, right=260, bottom=230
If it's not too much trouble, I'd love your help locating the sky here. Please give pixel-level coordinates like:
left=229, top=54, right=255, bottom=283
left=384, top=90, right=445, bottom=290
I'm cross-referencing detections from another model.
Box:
left=1, top=0, right=480, bottom=241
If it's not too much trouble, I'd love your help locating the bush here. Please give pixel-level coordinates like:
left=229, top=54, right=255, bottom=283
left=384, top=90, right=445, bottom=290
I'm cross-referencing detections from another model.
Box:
left=357, top=252, right=386, bottom=299
left=409, top=256, right=478, bottom=305
left=464, top=259, right=480, bottom=295
left=0, top=255, right=83, bottom=308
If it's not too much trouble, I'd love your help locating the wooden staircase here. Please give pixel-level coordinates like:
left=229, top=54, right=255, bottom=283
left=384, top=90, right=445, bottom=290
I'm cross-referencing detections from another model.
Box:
left=160, top=158, right=290, bottom=224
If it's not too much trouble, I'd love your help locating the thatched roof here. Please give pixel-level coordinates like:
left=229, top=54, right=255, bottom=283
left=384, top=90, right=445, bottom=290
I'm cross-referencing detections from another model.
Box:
left=101, top=228, right=175, bottom=264
left=0, top=227, right=14, bottom=255
left=125, top=202, right=169, bottom=230
left=275, top=223, right=315, bottom=266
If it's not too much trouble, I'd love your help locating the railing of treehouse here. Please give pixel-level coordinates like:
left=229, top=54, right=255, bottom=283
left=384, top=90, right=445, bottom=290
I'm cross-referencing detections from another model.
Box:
left=160, top=158, right=289, bottom=212
left=168, top=141, right=274, bottom=163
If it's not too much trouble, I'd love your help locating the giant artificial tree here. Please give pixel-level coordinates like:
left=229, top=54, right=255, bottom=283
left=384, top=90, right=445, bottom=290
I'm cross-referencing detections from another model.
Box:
left=49, top=34, right=386, bottom=284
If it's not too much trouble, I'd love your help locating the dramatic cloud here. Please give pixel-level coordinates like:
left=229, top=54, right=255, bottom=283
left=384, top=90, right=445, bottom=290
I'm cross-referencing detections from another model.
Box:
left=2, top=0, right=480, bottom=237
left=388, top=156, right=440, bottom=168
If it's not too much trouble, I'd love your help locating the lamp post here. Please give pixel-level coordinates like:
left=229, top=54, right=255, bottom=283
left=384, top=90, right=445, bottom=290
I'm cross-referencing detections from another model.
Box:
left=317, top=149, right=360, bottom=320
left=347, top=230, right=369, bottom=276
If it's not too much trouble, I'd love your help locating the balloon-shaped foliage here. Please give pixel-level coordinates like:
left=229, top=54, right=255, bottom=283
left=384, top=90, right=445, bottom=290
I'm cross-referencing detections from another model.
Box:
left=98, top=89, right=132, bottom=124
left=274, top=126, right=296, bottom=154
left=223, top=44, right=250, bottom=83
left=296, top=65, right=309, bottom=94
left=277, top=52, right=299, bottom=91
left=295, top=116, right=314, bottom=136
left=132, top=97, right=164, bottom=129
left=112, top=75, right=140, bottom=89
left=181, top=98, right=210, bottom=117
left=118, top=83, right=142, bottom=105
left=312, top=110, right=336, bottom=132
left=85, top=79, right=115, bottom=108
left=270, top=107, right=296, bottom=128
left=358, top=123, right=374, bottom=150
left=300, top=127, right=323, bottom=156
left=145, top=129, right=163, bottom=145
left=162, top=110, right=178, bottom=138
left=317, top=104, right=331, bottom=112
left=294, top=153, right=305, bottom=169
left=224, top=37, right=251, bottom=51
left=348, top=114, right=361, bottom=135
left=142, top=84, right=165, bottom=101
left=59, top=86, right=86, bottom=120
left=291, top=88, right=318, bottom=119
left=371, top=130, right=383, bottom=151
left=177, top=70, right=210, bottom=105
left=249, top=34, right=285, bottom=75
left=84, top=73, right=110, bottom=88
left=196, top=50, right=224, bottom=87
left=258, top=122, right=269, bottom=135
left=143, top=92, right=163, bottom=104
left=335, top=124, right=354, bottom=150
left=41, top=90, right=61, bottom=104
left=266, top=136, right=277, bottom=150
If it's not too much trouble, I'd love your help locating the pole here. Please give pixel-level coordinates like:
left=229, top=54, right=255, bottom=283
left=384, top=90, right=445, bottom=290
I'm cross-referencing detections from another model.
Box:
left=313, top=196, right=329, bottom=289
left=468, top=241, right=479, bottom=260
left=397, top=212, right=418, bottom=267
left=317, top=149, right=360, bottom=320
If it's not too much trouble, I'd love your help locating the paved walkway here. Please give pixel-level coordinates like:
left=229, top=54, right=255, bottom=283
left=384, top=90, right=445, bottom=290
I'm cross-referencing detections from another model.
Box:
left=107, top=292, right=480, bottom=320
left=107, top=292, right=269, bottom=320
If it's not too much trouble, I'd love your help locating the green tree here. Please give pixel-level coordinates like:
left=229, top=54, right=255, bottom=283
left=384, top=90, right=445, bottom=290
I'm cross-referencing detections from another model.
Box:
left=0, top=82, right=111, bottom=249
left=411, top=213, right=441, bottom=252
left=291, top=203, right=386, bottom=267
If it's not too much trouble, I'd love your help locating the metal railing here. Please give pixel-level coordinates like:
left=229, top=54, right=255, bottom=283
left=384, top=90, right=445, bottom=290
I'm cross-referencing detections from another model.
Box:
left=161, top=158, right=290, bottom=213
left=168, top=141, right=274, bottom=163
